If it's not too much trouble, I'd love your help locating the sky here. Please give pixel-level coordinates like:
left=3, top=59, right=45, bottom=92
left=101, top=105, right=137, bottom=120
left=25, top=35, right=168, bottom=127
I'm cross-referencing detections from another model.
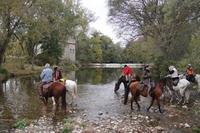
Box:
left=80, top=0, right=120, bottom=43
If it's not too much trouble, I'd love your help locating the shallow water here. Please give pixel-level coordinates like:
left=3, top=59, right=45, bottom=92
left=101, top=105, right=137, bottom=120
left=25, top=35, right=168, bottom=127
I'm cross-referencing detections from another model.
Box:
left=0, top=68, right=200, bottom=132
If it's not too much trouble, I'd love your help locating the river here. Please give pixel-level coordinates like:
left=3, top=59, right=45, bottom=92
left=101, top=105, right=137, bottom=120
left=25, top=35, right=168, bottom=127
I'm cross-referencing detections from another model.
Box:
left=0, top=68, right=200, bottom=132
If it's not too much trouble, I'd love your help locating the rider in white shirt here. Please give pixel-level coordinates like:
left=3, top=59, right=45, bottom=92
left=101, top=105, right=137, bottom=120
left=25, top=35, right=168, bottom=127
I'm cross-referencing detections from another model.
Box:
left=168, top=65, right=179, bottom=86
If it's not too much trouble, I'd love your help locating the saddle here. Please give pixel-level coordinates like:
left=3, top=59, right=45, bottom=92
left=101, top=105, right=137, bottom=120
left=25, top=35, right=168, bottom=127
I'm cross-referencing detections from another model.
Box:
left=42, top=82, right=53, bottom=94
left=172, top=78, right=179, bottom=86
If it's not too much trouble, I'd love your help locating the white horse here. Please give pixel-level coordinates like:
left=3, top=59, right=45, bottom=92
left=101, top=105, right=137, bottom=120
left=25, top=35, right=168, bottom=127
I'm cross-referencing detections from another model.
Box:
left=166, top=78, right=191, bottom=104
left=194, top=74, right=200, bottom=92
left=179, top=73, right=200, bottom=92
left=52, top=79, right=78, bottom=106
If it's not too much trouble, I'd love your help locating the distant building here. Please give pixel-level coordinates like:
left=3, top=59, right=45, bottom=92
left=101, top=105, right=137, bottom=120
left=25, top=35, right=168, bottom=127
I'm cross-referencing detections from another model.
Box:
left=63, top=37, right=76, bottom=62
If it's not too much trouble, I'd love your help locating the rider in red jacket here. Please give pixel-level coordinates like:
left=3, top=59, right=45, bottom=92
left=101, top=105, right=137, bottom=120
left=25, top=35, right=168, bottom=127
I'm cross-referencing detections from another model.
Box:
left=122, top=65, right=134, bottom=83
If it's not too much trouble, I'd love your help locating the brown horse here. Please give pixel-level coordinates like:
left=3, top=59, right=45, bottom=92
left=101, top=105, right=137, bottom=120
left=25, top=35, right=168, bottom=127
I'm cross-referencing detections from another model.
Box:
left=129, top=78, right=168, bottom=113
left=147, top=78, right=172, bottom=113
left=38, top=82, right=67, bottom=110
left=129, top=80, right=148, bottom=111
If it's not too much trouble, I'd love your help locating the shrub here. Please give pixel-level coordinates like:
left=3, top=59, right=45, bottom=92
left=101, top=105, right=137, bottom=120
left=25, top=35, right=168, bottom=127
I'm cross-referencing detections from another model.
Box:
left=193, top=127, right=200, bottom=133
left=14, top=119, right=27, bottom=129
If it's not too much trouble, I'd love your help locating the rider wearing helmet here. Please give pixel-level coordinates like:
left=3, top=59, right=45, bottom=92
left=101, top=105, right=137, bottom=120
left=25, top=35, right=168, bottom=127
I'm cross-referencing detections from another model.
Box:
left=186, top=64, right=195, bottom=82
left=168, top=65, right=179, bottom=86
left=142, top=64, right=152, bottom=93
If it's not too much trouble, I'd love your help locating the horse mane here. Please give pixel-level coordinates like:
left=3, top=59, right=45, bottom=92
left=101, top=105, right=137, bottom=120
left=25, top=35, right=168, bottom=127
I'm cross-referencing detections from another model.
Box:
left=135, top=75, right=141, bottom=81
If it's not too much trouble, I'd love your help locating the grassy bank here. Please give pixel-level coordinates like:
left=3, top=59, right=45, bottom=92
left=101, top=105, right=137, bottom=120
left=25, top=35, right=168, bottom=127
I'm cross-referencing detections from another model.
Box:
left=2, top=63, right=42, bottom=76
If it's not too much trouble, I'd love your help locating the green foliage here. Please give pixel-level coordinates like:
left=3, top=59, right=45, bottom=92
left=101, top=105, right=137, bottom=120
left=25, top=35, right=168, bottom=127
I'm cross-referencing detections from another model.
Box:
left=62, top=128, right=72, bottom=133
left=123, top=38, right=160, bottom=63
left=59, top=59, right=78, bottom=72
left=14, top=119, right=27, bottom=129
left=62, top=118, right=73, bottom=133
left=0, top=67, right=8, bottom=75
left=193, top=127, right=200, bottom=133
left=151, top=56, right=175, bottom=80
left=0, top=0, right=91, bottom=67
left=76, top=32, right=123, bottom=63
left=0, top=67, right=9, bottom=81
left=108, top=0, right=200, bottom=60
left=180, top=32, right=200, bottom=72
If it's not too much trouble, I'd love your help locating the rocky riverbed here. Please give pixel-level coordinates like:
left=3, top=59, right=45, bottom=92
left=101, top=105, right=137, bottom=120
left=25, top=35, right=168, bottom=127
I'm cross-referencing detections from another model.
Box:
left=2, top=78, right=200, bottom=133
left=12, top=101, right=200, bottom=133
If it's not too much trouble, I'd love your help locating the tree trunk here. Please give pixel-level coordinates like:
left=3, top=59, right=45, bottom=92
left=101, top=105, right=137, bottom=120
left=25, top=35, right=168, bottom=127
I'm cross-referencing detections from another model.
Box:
left=31, top=56, right=35, bottom=70
left=0, top=45, right=6, bottom=66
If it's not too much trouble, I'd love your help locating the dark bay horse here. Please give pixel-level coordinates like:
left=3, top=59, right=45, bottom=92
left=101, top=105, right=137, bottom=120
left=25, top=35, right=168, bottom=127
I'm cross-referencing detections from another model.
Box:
left=38, top=82, right=67, bottom=110
left=147, top=78, right=173, bottom=113
left=129, top=77, right=170, bottom=113
left=114, top=76, right=129, bottom=104
left=129, top=80, right=148, bottom=111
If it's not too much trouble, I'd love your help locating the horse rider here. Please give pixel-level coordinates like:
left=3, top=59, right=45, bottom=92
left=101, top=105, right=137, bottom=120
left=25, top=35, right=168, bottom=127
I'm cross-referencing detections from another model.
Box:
left=122, top=65, right=134, bottom=84
left=168, top=65, right=179, bottom=86
left=53, top=66, right=62, bottom=82
left=185, top=64, right=195, bottom=82
left=39, top=63, right=53, bottom=98
left=141, top=64, right=152, bottom=93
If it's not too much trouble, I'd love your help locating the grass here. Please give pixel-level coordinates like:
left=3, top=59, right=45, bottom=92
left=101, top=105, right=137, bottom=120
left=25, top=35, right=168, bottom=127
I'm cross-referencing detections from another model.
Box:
left=62, top=118, right=73, bottom=133
left=2, top=58, right=42, bottom=76
left=193, top=127, right=200, bottom=133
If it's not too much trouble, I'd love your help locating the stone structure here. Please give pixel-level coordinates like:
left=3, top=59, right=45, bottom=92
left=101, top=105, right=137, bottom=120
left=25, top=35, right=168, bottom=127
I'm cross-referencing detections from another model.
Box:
left=63, top=37, right=76, bottom=62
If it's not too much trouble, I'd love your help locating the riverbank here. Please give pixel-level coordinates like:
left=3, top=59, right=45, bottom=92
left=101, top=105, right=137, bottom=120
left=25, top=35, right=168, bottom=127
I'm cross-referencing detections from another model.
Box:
left=2, top=63, right=41, bottom=76
left=12, top=104, right=200, bottom=133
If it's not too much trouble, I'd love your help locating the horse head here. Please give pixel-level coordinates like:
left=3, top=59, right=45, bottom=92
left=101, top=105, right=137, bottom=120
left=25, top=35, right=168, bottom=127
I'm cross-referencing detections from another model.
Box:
left=114, top=75, right=127, bottom=92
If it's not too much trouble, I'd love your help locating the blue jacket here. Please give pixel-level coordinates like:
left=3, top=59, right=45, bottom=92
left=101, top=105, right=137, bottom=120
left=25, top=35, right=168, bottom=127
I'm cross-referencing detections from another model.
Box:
left=40, top=67, right=53, bottom=82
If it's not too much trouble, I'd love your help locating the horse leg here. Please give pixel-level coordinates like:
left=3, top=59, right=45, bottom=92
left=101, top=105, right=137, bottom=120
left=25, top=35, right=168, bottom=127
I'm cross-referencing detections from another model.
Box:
left=52, top=97, right=56, bottom=105
left=147, top=97, right=155, bottom=112
left=134, top=94, right=140, bottom=111
left=184, top=91, right=190, bottom=104
left=131, top=96, right=134, bottom=110
left=61, top=89, right=67, bottom=110
left=124, top=84, right=129, bottom=105
left=156, top=97, right=163, bottom=113
left=44, top=97, right=48, bottom=106
left=54, top=97, right=59, bottom=109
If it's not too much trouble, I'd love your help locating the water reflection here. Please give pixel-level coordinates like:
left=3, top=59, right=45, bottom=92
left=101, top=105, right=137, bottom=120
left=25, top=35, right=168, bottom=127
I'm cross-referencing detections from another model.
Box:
left=0, top=76, right=42, bottom=130
left=0, top=68, right=123, bottom=131
left=76, top=68, right=121, bottom=84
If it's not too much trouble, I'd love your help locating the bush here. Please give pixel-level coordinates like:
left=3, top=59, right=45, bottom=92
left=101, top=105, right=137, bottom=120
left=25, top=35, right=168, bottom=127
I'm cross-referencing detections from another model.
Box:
left=59, top=59, right=78, bottom=72
left=14, top=119, right=27, bottom=129
left=151, top=56, right=172, bottom=80
left=62, top=118, right=73, bottom=133
left=193, top=127, right=200, bottom=133
left=0, top=67, right=9, bottom=82
left=0, top=67, right=8, bottom=74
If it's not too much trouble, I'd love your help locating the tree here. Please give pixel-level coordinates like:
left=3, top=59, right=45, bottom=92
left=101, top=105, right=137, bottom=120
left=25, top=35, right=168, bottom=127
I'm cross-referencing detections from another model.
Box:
left=108, top=0, right=200, bottom=60
left=76, top=32, right=123, bottom=63
left=0, top=0, right=29, bottom=65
